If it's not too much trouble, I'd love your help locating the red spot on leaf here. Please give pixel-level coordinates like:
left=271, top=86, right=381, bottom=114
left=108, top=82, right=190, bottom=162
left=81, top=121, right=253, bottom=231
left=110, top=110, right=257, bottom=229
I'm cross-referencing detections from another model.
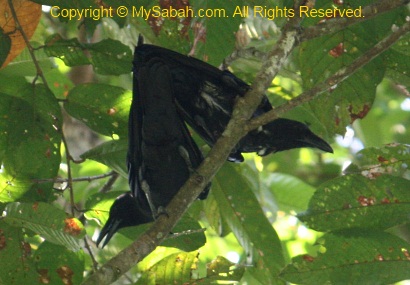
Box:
left=357, top=196, right=375, bottom=207
left=56, top=266, right=74, bottom=285
left=303, top=255, right=315, bottom=262
left=44, top=148, right=51, bottom=158
left=333, top=0, right=343, bottom=5
left=0, top=230, right=6, bottom=250
left=64, top=218, right=82, bottom=236
left=329, top=43, right=344, bottom=58
left=107, top=108, right=117, bottom=115
left=375, top=254, right=384, bottom=261
left=32, top=202, right=39, bottom=211
left=377, top=156, right=389, bottom=163
left=349, top=104, right=371, bottom=123
left=38, top=268, right=50, bottom=284
left=21, top=242, right=31, bottom=257
left=381, top=198, right=391, bottom=204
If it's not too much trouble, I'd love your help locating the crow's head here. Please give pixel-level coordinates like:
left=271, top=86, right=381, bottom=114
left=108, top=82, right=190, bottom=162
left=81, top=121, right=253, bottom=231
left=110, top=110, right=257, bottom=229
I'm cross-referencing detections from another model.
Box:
left=96, top=192, right=152, bottom=248
left=249, top=118, right=333, bottom=156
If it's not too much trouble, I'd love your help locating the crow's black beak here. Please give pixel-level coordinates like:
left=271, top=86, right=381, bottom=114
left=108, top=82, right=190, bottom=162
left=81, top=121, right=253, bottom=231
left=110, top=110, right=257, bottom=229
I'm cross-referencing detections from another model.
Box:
left=299, top=134, right=333, bottom=153
left=96, top=218, right=122, bottom=248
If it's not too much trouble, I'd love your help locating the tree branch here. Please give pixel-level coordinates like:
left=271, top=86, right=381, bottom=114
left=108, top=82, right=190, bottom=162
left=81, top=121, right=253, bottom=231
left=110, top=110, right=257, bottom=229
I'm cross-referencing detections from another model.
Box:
left=81, top=4, right=306, bottom=285
left=247, top=20, right=410, bottom=130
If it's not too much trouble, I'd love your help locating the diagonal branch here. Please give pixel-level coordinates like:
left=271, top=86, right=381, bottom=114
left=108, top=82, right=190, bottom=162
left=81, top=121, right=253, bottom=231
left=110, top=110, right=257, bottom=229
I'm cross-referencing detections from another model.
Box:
left=81, top=4, right=306, bottom=285
left=247, top=20, right=410, bottom=131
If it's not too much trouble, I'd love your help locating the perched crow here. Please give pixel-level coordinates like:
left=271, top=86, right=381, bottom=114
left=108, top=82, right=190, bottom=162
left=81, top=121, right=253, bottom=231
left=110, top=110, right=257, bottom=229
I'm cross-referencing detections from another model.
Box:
left=96, top=53, right=210, bottom=248
left=134, top=43, right=333, bottom=162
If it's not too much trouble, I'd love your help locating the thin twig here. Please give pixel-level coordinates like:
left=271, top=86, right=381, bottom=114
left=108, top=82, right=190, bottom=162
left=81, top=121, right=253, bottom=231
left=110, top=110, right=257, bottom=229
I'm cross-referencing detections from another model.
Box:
left=61, top=134, right=76, bottom=217
left=33, top=171, right=118, bottom=184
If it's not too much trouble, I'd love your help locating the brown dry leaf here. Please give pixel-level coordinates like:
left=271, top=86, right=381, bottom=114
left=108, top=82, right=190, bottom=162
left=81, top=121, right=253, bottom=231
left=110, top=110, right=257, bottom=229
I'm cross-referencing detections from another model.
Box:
left=0, top=0, right=42, bottom=69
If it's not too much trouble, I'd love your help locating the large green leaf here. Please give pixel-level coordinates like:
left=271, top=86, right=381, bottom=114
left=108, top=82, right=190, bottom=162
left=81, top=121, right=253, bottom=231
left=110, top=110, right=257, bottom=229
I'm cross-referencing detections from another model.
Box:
left=280, top=230, right=410, bottom=285
left=213, top=164, right=286, bottom=284
left=4, top=202, right=85, bottom=251
left=0, top=85, right=62, bottom=202
left=64, top=83, right=131, bottom=138
left=298, top=174, right=410, bottom=231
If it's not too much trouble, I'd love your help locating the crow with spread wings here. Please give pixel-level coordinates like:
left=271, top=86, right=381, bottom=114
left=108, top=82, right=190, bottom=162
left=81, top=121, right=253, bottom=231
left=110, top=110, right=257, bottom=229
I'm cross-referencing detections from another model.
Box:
left=97, top=37, right=332, bottom=247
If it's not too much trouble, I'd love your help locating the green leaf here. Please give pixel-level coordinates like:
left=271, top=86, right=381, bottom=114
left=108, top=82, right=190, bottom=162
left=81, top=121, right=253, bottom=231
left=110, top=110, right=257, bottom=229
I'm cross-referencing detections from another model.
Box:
left=45, top=35, right=133, bottom=75
left=190, top=0, right=243, bottom=65
left=213, top=164, right=285, bottom=284
left=0, top=45, right=54, bottom=77
left=0, top=85, right=62, bottom=202
left=0, top=222, right=43, bottom=285
left=64, top=83, right=131, bottom=138
left=344, top=143, right=410, bottom=178
left=81, top=139, right=128, bottom=178
left=4, top=202, right=85, bottom=251
left=86, top=39, right=133, bottom=75
left=280, top=230, right=410, bottom=285
left=0, top=28, right=11, bottom=68
left=44, top=34, right=90, bottom=66
left=136, top=251, right=199, bottom=285
left=298, top=174, right=410, bottom=231
left=205, top=256, right=245, bottom=283
left=34, top=242, right=85, bottom=285
left=266, top=172, right=316, bottom=213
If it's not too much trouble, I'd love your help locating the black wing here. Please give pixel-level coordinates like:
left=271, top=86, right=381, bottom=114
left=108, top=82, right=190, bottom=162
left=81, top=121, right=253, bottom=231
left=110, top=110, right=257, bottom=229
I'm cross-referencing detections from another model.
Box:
left=134, top=44, right=333, bottom=162
left=97, top=46, right=209, bottom=248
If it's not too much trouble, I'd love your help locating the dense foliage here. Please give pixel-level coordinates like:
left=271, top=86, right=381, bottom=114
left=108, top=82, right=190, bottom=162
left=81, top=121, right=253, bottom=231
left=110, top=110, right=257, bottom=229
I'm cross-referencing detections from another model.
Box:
left=0, top=0, right=409, bottom=284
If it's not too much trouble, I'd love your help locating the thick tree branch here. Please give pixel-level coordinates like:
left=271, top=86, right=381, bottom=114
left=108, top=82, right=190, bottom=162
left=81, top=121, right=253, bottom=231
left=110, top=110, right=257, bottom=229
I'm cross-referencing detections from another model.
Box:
left=248, top=20, right=410, bottom=130
left=81, top=4, right=306, bottom=285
